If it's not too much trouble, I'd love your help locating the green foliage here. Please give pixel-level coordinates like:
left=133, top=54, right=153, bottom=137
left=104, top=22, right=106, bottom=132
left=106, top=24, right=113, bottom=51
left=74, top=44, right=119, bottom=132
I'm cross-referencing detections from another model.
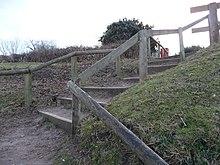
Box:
left=184, top=45, right=204, bottom=54
left=78, top=45, right=220, bottom=164
left=99, top=18, right=153, bottom=45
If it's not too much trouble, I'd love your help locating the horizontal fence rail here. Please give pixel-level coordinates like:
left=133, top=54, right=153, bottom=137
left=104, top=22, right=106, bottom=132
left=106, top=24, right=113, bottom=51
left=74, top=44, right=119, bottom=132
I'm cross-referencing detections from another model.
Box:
left=67, top=80, right=168, bottom=165
left=0, top=49, right=115, bottom=76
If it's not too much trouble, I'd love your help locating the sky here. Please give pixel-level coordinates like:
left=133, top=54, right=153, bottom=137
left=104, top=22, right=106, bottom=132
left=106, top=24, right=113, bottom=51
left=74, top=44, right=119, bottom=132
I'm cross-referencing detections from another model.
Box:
left=0, top=0, right=220, bottom=55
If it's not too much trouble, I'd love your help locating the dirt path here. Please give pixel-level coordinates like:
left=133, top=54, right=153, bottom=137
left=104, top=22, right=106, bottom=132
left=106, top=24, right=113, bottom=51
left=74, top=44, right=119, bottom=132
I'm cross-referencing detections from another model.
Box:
left=0, top=113, right=77, bottom=165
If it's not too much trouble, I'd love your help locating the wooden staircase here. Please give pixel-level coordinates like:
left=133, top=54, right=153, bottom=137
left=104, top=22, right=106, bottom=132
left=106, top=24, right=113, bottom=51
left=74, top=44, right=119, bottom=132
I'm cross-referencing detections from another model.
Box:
left=38, top=55, right=181, bottom=131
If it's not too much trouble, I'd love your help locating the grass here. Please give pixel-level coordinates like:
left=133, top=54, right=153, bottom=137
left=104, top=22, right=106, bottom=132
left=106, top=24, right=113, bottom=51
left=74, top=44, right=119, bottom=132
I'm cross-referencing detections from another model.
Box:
left=77, top=45, right=220, bottom=164
left=0, top=62, right=42, bottom=70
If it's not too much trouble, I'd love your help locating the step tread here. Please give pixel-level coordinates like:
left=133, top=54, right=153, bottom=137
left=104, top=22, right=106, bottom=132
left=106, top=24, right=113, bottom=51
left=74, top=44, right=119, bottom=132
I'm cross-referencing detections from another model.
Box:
left=148, top=63, right=178, bottom=67
left=57, top=96, right=109, bottom=106
left=82, top=86, right=133, bottom=90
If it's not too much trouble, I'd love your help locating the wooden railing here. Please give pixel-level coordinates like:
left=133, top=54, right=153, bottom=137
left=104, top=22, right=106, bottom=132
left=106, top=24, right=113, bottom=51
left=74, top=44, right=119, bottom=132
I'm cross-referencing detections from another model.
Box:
left=0, top=9, right=215, bottom=164
left=0, top=11, right=213, bottom=107
left=67, top=80, right=168, bottom=165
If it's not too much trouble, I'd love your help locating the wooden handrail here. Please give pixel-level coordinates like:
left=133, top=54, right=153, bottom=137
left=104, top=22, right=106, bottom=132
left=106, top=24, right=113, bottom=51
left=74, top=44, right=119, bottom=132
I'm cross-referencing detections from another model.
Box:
left=30, top=49, right=114, bottom=72
left=0, top=68, right=30, bottom=76
left=0, top=49, right=114, bottom=75
left=77, top=33, right=139, bottom=82
left=182, top=15, right=208, bottom=31
left=67, top=80, right=168, bottom=165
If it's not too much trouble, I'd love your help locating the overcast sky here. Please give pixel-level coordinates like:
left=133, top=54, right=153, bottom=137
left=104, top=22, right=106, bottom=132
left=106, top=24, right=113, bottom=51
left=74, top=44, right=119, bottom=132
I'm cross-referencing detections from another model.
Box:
left=0, top=0, right=219, bottom=55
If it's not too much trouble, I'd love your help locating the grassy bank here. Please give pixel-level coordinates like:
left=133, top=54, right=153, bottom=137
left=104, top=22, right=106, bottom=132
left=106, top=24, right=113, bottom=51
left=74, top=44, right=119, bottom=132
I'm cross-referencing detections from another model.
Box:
left=78, top=45, right=220, bottom=164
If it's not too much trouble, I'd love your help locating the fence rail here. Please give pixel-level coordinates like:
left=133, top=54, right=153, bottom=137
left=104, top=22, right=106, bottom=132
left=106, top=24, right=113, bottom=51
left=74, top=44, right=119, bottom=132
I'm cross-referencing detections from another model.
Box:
left=67, top=80, right=168, bottom=165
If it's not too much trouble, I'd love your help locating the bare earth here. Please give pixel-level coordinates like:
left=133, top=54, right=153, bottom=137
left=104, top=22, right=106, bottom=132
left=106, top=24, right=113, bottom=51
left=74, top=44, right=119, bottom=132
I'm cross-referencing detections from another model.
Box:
left=0, top=112, right=79, bottom=165
left=0, top=60, right=137, bottom=164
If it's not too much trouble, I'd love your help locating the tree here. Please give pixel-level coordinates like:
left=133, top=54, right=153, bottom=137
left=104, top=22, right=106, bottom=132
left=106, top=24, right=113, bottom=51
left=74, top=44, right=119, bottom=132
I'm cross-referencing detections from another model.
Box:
left=26, top=40, right=56, bottom=52
left=0, top=38, right=25, bottom=55
left=99, top=18, right=153, bottom=45
left=99, top=18, right=157, bottom=53
left=25, top=40, right=57, bottom=62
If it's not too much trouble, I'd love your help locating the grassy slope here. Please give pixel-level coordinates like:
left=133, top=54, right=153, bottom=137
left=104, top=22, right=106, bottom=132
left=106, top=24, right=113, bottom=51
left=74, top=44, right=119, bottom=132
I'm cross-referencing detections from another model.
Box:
left=79, top=45, right=220, bottom=165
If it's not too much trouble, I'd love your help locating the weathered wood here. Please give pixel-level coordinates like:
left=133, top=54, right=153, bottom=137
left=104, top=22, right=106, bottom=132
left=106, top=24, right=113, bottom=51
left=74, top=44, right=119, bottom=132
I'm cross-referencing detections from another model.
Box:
left=0, top=68, right=29, bottom=76
left=183, top=15, right=208, bottom=31
left=24, top=73, right=32, bottom=107
left=30, top=49, right=114, bottom=72
left=139, top=30, right=148, bottom=81
left=190, top=2, right=220, bottom=13
left=190, top=3, right=220, bottom=45
left=71, top=94, right=80, bottom=136
left=152, top=29, right=178, bottom=36
left=71, top=56, right=78, bottom=81
left=67, top=81, right=168, bottom=165
left=77, top=33, right=138, bottom=82
left=192, top=26, right=210, bottom=33
left=178, top=27, right=185, bottom=61
left=208, top=2, right=219, bottom=44
left=147, top=37, right=151, bottom=57
left=116, top=56, right=122, bottom=77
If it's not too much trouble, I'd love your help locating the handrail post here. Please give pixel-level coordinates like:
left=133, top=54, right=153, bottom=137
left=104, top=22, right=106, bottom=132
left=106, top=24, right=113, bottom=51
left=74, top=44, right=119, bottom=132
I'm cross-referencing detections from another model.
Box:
left=24, top=72, right=32, bottom=107
left=71, top=56, right=80, bottom=136
left=139, top=30, right=149, bottom=81
left=116, top=56, right=122, bottom=77
left=178, top=27, right=185, bottom=61
left=208, top=2, right=219, bottom=44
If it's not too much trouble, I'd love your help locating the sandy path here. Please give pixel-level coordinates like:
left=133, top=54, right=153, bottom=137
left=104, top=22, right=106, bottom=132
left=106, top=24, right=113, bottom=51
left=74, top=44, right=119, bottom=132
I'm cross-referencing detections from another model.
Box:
left=0, top=113, right=71, bottom=165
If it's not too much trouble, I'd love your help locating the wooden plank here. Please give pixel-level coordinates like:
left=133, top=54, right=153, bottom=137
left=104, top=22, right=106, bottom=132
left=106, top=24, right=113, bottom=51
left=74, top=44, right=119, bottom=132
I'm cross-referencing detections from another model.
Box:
left=24, top=73, right=32, bottom=107
left=30, top=49, right=114, bottom=72
left=139, top=30, right=148, bottom=80
left=67, top=81, right=168, bottom=165
left=72, top=94, right=80, bottom=136
left=182, top=15, right=208, bottom=31
left=71, top=56, right=78, bottom=81
left=116, top=56, right=122, bottom=77
left=191, top=2, right=220, bottom=13
left=208, top=2, right=220, bottom=44
left=190, top=4, right=209, bottom=13
left=178, top=27, right=185, bottom=61
left=38, top=110, right=72, bottom=133
left=0, top=68, right=29, bottom=76
left=77, top=33, right=138, bottom=82
left=192, top=26, right=210, bottom=33
left=152, top=29, right=178, bottom=36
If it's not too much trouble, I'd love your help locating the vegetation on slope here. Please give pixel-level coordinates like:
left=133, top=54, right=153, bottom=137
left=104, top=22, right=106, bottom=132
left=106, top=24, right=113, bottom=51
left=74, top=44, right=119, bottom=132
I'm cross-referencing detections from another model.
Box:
left=79, top=45, right=220, bottom=164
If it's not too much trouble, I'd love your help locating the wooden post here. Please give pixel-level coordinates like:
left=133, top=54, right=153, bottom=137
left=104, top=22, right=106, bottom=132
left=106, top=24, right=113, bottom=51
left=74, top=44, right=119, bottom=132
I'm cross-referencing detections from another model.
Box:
left=208, top=2, right=219, bottom=44
left=67, top=81, right=168, bottom=165
left=139, top=30, right=148, bottom=81
left=71, top=56, right=80, bottom=136
left=24, top=73, right=32, bottom=107
left=157, top=44, right=161, bottom=58
left=190, top=2, right=220, bottom=45
left=178, top=27, right=185, bottom=61
left=147, top=37, right=151, bottom=58
left=116, top=56, right=122, bottom=77
left=71, top=56, right=78, bottom=81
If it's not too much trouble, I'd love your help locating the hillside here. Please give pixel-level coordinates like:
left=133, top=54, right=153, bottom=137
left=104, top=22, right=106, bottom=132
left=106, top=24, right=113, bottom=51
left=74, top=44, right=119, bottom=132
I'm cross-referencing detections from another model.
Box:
left=78, top=45, right=220, bottom=164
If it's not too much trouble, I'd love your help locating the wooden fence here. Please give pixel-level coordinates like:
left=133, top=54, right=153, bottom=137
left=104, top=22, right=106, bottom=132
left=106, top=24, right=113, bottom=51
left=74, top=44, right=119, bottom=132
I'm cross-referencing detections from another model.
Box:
left=67, top=80, right=168, bottom=165
left=0, top=4, right=218, bottom=163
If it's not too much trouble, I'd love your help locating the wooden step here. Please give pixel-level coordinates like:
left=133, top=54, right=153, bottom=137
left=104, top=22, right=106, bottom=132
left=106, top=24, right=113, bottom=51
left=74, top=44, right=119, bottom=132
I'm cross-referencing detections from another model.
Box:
left=122, top=76, right=140, bottom=83
left=57, top=96, right=108, bottom=107
left=38, top=107, right=89, bottom=133
left=149, top=57, right=180, bottom=66
left=81, top=86, right=133, bottom=97
left=38, top=108, right=72, bottom=133
left=148, top=63, right=178, bottom=74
